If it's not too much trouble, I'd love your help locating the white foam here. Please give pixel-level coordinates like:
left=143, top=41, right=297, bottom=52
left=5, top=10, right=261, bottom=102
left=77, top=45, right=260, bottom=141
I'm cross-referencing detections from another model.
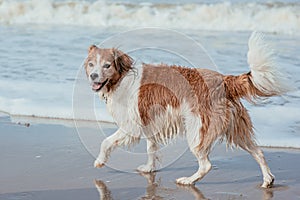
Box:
left=0, top=79, right=114, bottom=123
left=250, top=101, right=300, bottom=148
left=0, top=0, right=299, bottom=34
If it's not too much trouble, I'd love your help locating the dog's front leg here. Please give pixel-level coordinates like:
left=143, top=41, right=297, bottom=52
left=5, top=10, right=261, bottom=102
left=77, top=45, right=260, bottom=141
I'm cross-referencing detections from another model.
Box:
left=94, top=128, right=126, bottom=168
left=137, top=139, right=159, bottom=172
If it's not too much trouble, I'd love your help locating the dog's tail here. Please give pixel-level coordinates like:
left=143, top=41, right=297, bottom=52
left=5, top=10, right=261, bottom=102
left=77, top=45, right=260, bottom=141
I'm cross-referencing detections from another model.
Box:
left=224, top=31, right=291, bottom=103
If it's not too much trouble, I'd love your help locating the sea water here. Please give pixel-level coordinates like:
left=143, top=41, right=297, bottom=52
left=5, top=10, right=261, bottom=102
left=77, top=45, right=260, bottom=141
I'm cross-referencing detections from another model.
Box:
left=0, top=0, right=299, bottom=148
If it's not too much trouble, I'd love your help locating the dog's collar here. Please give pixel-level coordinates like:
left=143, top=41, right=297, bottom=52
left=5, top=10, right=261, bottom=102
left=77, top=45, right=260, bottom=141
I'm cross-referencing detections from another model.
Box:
left=102, top=93, right=108, bottom=104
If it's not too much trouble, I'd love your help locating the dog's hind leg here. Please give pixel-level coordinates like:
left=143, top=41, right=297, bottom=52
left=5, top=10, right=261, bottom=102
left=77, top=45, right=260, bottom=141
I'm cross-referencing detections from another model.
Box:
left=176, top=151, right=212, bottom=185
left=94, top=128, right=139, bottom=168
left=230, top=107, right=274, bottom=188
left=176, top=116, right=212, bottom=185
left=137, top=139, right=159, bottom=173
left=242, top=144, right=275, bottom=188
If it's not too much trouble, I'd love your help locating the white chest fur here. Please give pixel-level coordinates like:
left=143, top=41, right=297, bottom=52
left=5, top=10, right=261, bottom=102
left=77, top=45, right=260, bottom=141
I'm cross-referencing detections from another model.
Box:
left=103, top=70, right=143, bottom=137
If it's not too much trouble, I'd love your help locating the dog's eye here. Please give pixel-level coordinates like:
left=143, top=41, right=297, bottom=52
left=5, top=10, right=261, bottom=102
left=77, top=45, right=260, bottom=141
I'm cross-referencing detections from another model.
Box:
left=103, top=64, right=111, bottom=69
left=88, top=62, right=94, bottom=67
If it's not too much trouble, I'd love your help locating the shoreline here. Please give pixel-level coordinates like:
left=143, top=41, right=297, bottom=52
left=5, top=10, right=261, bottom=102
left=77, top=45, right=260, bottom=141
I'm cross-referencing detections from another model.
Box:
left=1, top=111, right=300, bottom=151
left=0, top=111, right=115, bottom=126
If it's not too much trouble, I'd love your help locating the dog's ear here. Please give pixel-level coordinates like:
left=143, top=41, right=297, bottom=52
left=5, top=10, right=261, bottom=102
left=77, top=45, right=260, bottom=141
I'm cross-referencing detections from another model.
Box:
left=113, top=48, right=133, bottom=74
left=88, top=45, right=97, bottom=53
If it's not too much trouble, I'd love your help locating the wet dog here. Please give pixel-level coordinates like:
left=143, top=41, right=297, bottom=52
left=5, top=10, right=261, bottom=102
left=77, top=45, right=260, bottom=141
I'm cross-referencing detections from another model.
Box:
left=84, top=32, right=289, bottom=188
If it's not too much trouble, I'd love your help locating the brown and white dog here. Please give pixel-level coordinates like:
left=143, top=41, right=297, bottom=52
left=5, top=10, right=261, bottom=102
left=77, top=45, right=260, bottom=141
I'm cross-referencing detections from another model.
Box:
left=84, top=32, right=289, bottom=188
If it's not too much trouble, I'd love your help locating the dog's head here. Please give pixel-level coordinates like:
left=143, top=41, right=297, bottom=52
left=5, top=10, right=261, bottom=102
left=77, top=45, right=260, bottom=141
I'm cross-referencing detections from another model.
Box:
left=84, top=45, right=134, bottom=92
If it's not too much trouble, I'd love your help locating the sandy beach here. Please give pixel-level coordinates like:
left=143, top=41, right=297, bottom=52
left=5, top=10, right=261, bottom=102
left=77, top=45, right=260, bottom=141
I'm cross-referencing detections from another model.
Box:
left=0, top=114, right=299, bottom=200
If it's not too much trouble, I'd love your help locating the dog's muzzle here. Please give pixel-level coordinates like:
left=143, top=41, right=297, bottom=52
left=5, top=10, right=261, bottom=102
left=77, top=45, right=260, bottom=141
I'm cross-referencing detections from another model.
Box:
left=92, top=79, right=108, bottom=92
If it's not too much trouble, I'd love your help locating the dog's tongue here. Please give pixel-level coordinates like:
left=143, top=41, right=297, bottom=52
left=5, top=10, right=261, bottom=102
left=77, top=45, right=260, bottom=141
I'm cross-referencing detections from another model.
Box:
left=92, top=83, right=101, bottom=90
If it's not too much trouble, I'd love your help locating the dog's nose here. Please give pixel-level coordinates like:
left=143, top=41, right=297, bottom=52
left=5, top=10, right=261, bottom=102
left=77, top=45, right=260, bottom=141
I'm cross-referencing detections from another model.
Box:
left=90, top=73, right=99, bottom=80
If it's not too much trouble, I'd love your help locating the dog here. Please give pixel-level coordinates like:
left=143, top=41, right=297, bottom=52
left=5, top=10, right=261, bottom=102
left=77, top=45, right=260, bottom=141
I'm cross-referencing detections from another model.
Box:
left=84, top=32, right=289, bottom=188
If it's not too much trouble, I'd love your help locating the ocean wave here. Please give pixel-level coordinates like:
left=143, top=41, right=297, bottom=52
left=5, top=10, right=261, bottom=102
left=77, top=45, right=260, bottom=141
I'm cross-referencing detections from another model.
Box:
left=0, top=0, right=299, bottom=34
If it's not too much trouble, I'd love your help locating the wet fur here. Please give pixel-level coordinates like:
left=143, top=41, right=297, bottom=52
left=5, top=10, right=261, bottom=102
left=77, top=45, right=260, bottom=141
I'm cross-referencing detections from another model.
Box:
left=85, top=32, right=289, bottom=188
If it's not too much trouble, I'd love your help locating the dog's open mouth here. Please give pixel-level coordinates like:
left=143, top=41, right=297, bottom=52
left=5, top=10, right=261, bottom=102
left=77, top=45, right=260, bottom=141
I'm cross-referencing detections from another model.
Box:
left=92, top=79, right=108, bottom=92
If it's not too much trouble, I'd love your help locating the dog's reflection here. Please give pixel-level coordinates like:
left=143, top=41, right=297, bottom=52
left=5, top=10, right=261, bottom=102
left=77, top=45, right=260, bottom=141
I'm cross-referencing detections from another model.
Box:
left=94, top=172, right=208, bottom=200
left=138, top=172, right=163, bottom=200
left=94, top=172, right=287, bottom=200
left=263, top=189, right=273, bottom=200
left=94, top=179, right=113, bottom=200
left=261, top=184, right=288, bottom=200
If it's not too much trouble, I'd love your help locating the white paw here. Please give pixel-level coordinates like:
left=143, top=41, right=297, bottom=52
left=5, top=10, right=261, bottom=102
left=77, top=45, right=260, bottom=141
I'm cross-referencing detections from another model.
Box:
left=94, top=159, right=105, bottom=168
left=137, top=164, right=155, bottom=173
left=261, top=174, right=275, bottom=188
left=176, top=177, right=195, bottom=185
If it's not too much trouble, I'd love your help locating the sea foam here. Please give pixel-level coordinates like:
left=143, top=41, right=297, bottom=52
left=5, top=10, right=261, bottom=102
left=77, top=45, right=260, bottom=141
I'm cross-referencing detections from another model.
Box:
left=0, top=0, right=299, bottom=34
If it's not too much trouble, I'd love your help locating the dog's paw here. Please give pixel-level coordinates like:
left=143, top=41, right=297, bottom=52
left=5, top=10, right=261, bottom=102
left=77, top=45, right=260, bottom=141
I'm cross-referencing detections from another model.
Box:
left=176, top=177, right=195, bottom=185
left=137, top=164, right=155, bottom=173
left=94, top=159, right=105, bottom=168
left=261, top=174, right=275, bottom=188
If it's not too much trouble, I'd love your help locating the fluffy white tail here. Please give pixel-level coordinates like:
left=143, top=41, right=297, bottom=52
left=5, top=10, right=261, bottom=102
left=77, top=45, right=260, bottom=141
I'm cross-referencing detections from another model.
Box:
left=224, top=32, right=291, bottom=103
left=247, top=31, right=291, bottom=96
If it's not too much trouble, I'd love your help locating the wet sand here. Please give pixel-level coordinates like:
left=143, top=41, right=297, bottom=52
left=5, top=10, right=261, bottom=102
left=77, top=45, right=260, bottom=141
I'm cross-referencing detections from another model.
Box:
left=0, top=115, right=300, bottom=200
